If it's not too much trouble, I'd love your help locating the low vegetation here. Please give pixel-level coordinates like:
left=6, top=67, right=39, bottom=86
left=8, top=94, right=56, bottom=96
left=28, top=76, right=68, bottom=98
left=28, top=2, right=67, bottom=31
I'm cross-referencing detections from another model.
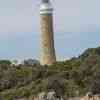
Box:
left=0, top=47, right=100, bottom=100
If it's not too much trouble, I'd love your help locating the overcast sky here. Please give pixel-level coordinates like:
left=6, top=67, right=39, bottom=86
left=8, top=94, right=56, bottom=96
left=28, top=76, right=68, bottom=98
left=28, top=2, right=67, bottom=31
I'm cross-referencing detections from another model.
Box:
left=0, top=0, right=100, bottom=60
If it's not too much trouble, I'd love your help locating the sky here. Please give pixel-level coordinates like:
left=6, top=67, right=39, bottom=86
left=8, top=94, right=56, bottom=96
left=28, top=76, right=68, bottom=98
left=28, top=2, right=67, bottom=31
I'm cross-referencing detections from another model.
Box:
left=0, top=0, right=100, bottom=61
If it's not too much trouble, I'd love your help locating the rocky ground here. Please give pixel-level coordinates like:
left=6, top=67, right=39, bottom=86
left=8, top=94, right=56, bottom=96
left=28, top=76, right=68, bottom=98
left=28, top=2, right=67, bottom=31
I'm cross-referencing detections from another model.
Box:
left=13, top=92, right=100, bottom=100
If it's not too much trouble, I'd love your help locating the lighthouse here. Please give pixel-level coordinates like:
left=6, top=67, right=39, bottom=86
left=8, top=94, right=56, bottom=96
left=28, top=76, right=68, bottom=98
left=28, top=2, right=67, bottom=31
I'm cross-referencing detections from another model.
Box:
left=40, top=0, right=56, bottom=65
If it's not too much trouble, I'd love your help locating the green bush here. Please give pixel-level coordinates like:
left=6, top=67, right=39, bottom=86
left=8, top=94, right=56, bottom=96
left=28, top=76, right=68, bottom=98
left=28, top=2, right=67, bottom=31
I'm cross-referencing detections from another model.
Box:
left=0, top=47, right=100, bottom=99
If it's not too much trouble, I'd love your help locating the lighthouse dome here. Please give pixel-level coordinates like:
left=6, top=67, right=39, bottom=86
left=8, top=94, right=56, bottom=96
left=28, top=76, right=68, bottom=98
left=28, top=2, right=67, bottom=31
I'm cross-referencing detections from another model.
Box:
left=40, top=1, right=53, bottom=14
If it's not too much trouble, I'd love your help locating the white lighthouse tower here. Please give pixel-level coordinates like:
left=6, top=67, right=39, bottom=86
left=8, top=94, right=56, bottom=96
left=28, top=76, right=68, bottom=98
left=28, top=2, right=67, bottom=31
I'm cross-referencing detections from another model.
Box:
left=40, top=0, right=56, bottom=65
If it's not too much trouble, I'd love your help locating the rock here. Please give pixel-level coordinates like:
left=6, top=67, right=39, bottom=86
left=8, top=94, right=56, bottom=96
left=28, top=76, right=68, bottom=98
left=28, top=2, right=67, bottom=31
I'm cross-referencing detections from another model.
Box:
left=38, top=92, right=47, bottom=100
left=37, top=91, right=64, bottom=100
left=46, top=91, right=56, bottom=100
left=92, top=94, right=100, bottom=100
left=80, top=93, right=100, bottom=100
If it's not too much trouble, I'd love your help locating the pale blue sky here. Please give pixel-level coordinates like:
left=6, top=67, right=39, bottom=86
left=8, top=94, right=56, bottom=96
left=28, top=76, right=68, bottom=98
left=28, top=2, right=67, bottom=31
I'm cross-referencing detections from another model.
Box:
left=0, top=0, right=100, bottom=60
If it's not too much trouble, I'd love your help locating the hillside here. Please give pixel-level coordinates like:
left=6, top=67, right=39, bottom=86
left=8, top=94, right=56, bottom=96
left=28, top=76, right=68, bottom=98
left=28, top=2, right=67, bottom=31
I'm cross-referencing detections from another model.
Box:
left=0, top=46, right=100, bottom=100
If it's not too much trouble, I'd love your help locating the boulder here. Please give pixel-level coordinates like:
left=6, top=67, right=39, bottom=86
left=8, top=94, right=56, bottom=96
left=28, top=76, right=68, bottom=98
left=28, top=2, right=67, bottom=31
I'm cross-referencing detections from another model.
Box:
left=38, top=92, right=47, bottom=100
left=46, top=91, right=56, bottom=100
